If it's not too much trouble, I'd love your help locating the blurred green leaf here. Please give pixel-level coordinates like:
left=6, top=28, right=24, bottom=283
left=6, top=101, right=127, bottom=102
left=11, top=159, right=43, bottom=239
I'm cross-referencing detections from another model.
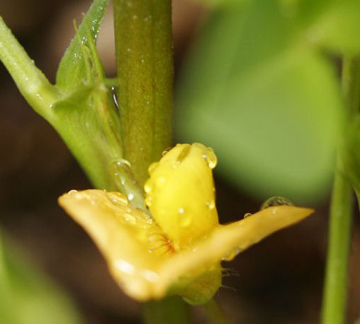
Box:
left=176, top=0, right=344, bottom=202
left=56, top=0, right=110, bottom=91
left=0, top=232, right=81, bottom=324
left=315, top=1, right=360, bottom=54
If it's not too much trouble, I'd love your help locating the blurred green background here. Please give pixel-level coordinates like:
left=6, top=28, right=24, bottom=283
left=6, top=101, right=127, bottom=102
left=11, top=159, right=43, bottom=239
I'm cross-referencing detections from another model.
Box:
left=0, top=0, right=359, bottom=323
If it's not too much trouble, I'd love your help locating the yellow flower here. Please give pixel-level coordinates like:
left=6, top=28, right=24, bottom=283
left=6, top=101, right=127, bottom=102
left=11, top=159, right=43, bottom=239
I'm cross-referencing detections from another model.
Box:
left=58, top=143, right=313, bottom=305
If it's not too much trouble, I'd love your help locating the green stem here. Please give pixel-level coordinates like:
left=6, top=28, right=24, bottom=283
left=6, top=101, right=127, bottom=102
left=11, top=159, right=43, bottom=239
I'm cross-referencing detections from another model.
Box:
left=142, top=296, right=192, bottom=324
left=321, top=56, right=360, bottom=324
left=113, top=0, right=173, bottom=185
left=202, top=299, right=232, bottom=324
left=0, top=16, right=58, bottom=120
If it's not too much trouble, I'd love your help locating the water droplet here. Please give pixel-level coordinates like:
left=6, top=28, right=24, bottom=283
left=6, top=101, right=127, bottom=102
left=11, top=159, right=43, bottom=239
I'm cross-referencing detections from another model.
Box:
left=260, top=196, right=294, bottom=210
left=244, top=213, right=252, bottom=218
left=206, top=200, right=215, bottom=210
left=124, top=213, right=136, bottom=225
left=116, top=159, right=131, bottom=167
left=178, top=208, right=191, bottom=227
left=128, top=193, right=134, bottom=201
left=203, top=147, right=217, bottom=169
left=162, top=146, right=173, bottom=156
left=145, top=195, right=152, bottom=207
left=111, top=87, right=119, bottom=108
left=148, top=162, right=158, bottom=174
left=68, top=190, right=83, bottom=200
left=107, top=192, right=128, bottom=206
left=144, top=183, right=152, bottom=194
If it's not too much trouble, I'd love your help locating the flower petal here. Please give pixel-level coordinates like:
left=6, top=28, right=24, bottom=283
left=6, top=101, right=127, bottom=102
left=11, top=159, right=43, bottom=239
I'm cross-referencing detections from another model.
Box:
left=58, top=189, right=172, bottom=301
left=153, top=206, right=314, bottom=298
left=144, top=143, right=219, bottom=249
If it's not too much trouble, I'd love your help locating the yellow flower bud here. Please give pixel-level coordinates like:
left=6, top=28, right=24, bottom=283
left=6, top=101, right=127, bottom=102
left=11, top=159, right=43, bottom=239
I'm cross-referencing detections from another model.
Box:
left=144, top=143, right=219, bottom=250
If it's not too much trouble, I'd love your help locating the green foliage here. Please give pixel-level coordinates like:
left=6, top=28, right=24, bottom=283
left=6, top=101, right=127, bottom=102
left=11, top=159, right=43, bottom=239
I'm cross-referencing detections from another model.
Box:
left=56, top=0, right=110, bottom=91
left=52, top=85, right=122, bottom=190
left=344, top=116, right=360, bottom=195
left=0, top=0, right=128, bottom=191
left=0, top=233, right=81, bottom=324
left=176, top=0, right=360, bottom=202
left=52, top=0, right=124, bottom=190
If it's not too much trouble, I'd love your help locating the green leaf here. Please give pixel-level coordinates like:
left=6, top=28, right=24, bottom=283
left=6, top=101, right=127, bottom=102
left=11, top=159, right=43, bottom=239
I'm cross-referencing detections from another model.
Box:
left=56, top=0, right=110, bottom=91
left=176, top=0, right=344, bottom=203
left=52, top=84, right=122, bottom=190
left=0, top=232, right=81, bottom=324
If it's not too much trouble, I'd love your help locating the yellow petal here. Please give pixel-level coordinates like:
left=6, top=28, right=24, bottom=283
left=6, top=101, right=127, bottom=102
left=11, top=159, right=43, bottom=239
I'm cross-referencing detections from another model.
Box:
left=153, top=206, right=314, bottom=300
left=144, top=143, right=219, bottom=249
left=59, top=190, right=313, bottom=304
left=58, top=190, right=171, bottom=301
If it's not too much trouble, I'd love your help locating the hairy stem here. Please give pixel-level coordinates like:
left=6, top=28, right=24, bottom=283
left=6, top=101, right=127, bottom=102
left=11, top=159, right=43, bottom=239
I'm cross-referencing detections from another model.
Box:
left=142, top=296, right=192, bottom=324
left=113, top=0, right=173, bottom=185
left=0, top=17, right=58, bottom=120
left=321, top=56, right=360, bottom=324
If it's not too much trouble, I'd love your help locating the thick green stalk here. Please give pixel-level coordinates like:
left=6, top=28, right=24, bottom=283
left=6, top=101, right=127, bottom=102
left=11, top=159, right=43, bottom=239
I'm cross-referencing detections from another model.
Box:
left=142, top=296, right=192, bottom=324
left=0, top=17, right=58, bottom=120
left=202, top=299, right=232, bottom=324
left=113, top=0, right=173, bottom=185
left=321, top=57, right=360, bottom=324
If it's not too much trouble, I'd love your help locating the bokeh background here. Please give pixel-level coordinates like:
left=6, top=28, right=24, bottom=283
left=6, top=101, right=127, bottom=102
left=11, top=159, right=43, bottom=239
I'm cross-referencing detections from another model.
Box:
left=0, top=0, right=359, bottom=323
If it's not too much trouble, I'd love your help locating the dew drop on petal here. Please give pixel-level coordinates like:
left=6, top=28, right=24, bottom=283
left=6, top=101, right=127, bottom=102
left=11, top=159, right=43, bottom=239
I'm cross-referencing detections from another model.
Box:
left=260, top=196, right=294, bottom=210
left=144, top=195, right=152, bottom=207
left=124, top=213, right=136, bottom=225
left=204, top=147, right=217, bottom=169
left=144, top=183, right=152, bottom=194
left=194, top=143, right=217, bottom=169
left=148, top=162, right=158, bottom=175
left=206, top=200, right=215, bottom=210
left=107, top=192, right=128, bottom=206
left=162, top=146, right=173, bottom=156
left=178, top=207, right=192, bottom=227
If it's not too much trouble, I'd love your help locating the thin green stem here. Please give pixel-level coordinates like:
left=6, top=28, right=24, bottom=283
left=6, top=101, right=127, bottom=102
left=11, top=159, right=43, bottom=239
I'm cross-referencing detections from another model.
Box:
left=0, top=16, right=58, bottom=120
left=321, top=56, right=360, bottom=324
left=202, top=299, right=232, bottom=324
left=113, top=0, right=173, bottom=185
left=142, top=296, right=192, bottom=324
